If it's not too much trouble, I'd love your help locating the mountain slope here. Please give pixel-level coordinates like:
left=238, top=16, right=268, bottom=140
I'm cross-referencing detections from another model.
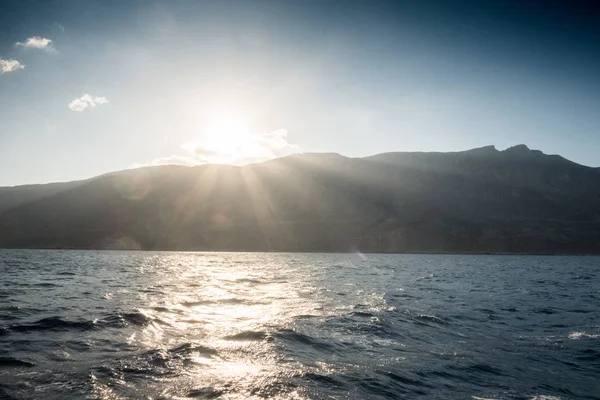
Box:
left=0, top=181, right=85, bottom=215
left=1, top=146, right=599, bottom=253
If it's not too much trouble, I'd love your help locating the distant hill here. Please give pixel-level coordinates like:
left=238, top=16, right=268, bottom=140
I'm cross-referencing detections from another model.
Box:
left=0, top=181, right=84, bottom=215
left=1, top=145, right=600, bottom=254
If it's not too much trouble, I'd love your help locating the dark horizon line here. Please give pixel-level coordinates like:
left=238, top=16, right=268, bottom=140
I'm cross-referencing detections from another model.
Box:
left=1, top=246, right=599, bottom=257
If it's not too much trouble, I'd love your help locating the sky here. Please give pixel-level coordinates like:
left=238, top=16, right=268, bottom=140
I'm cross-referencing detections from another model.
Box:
left=0, top=0, right=599, bottom=186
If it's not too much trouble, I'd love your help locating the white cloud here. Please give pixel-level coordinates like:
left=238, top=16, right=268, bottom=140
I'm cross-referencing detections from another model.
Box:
left=182, top=129, right=300, bottom=165
left=53, top=22, right=65, bottom=33
left=129, top=155, right=198, bottom=169
left=16, top=36, right=54, bottom=51
left=68, top=94, right=109, bottom=112
left=0, top=59, right=24, bottom=74
left=132, top=129, right=301, bottom=168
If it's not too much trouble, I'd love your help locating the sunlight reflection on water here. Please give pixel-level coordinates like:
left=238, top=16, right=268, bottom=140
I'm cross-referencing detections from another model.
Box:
left=1, top=251, right=599, bottom=399
left=110, top=253, right=353, bottom=399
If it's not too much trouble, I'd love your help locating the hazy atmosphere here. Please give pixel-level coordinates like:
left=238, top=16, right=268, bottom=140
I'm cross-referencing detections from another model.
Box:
left=2, top=2, right=600, bottom=399
left=1, top=0, right=599, bottom=186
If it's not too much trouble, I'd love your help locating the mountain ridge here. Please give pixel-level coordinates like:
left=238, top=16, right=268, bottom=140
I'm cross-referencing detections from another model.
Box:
left=1, top=145, right=596, bottom=191
left=1, top=145, right=599, bottom=254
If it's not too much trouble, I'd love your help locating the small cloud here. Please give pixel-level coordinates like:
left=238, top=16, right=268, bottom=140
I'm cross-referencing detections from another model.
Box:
left=68, top=94, right=109, bottom=112
left=133, top=129, right=301, bottom=168
left=53, top=22, right=65, bottom=33
left=255, top=129, right=301, bottom=154
left=180, top=142, right=224, bottom=160
left=16, top=36, right=54, bottom=51
left=129, top=155, right=198, bottom=169
left=179, top=129, right=299, bottom=165
left=0, top=59, right=24, bottom=74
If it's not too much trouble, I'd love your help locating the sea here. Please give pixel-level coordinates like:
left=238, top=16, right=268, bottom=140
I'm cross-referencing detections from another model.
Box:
left=0, top=250, right=598, bottom=400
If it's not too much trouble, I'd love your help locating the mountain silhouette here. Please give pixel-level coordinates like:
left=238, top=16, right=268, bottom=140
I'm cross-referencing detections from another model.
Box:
left=1, top=145, right=599, bottom=253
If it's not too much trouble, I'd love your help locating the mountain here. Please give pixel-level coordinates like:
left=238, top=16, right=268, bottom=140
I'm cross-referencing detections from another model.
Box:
left=0, top=181, right=85, bottom=215
left=1, top=145, right=599, bottom=253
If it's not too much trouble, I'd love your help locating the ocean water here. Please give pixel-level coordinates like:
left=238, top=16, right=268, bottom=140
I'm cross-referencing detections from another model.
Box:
left=0, top=251, right=599, bottom=400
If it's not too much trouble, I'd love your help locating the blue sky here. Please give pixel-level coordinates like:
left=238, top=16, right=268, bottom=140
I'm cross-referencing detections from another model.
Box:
left=1, top=0, right=599, bottom=186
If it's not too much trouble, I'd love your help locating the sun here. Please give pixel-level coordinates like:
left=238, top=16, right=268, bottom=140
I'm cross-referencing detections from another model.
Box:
left=182, top=109, right=265, bottom=164
left=203, top=112, right=252, bottom=153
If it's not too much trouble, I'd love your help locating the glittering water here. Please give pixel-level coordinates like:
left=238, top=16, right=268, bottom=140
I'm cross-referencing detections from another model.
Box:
left=0, top=251, right=599, bottom=399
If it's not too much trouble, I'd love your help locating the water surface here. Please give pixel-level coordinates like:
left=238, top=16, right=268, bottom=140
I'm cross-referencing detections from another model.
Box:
left=0, top=251, right=599, bottom=399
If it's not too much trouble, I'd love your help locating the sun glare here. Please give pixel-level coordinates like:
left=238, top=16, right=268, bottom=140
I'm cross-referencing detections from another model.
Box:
left=182, top=107, right=291, bottom=165
left=203, top=112, right=251, bottom=153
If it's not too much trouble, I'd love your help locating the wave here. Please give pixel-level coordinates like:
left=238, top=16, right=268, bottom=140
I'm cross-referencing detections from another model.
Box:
left=566, top=308, right=592, bottom=314
left=187, top=387, right=223, bottom=398
left=274, top=329, right=335, bottom=350
left=99, top=310, right=175, bottom=328
left=350, top=311, right=376, bottom=318
left=7, top=316, right=96, bottom=333
left=294, top=314, right=320, bottom=320
left=181, top=298, right=253, bottom=307
left=1, top=311, right=170, bottom=335
left=414, top=314, right=447, bottom=325
left=223, top=330, right=270, bottom=341
left=222, top=328, right=336, bottom=351
left=233, top=278, right=264, bottom=284
left=89, top=342, right=220, bottom=385
left=532, top=307, right=558, bottom=315
left=117, top=312, right=155, bottom=326
left=0, top=357, right=34, bottom=368
left=568, top=331, right=600, bottom=340
left=150, top=306, right=172, bottom=313
left=32, top=282, right=59, bottom=288
left=168, top=343, right=218, bottom=357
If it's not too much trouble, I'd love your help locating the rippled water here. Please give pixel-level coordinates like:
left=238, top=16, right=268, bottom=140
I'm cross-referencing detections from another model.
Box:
left=0, top=251, right=599, bottom=399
